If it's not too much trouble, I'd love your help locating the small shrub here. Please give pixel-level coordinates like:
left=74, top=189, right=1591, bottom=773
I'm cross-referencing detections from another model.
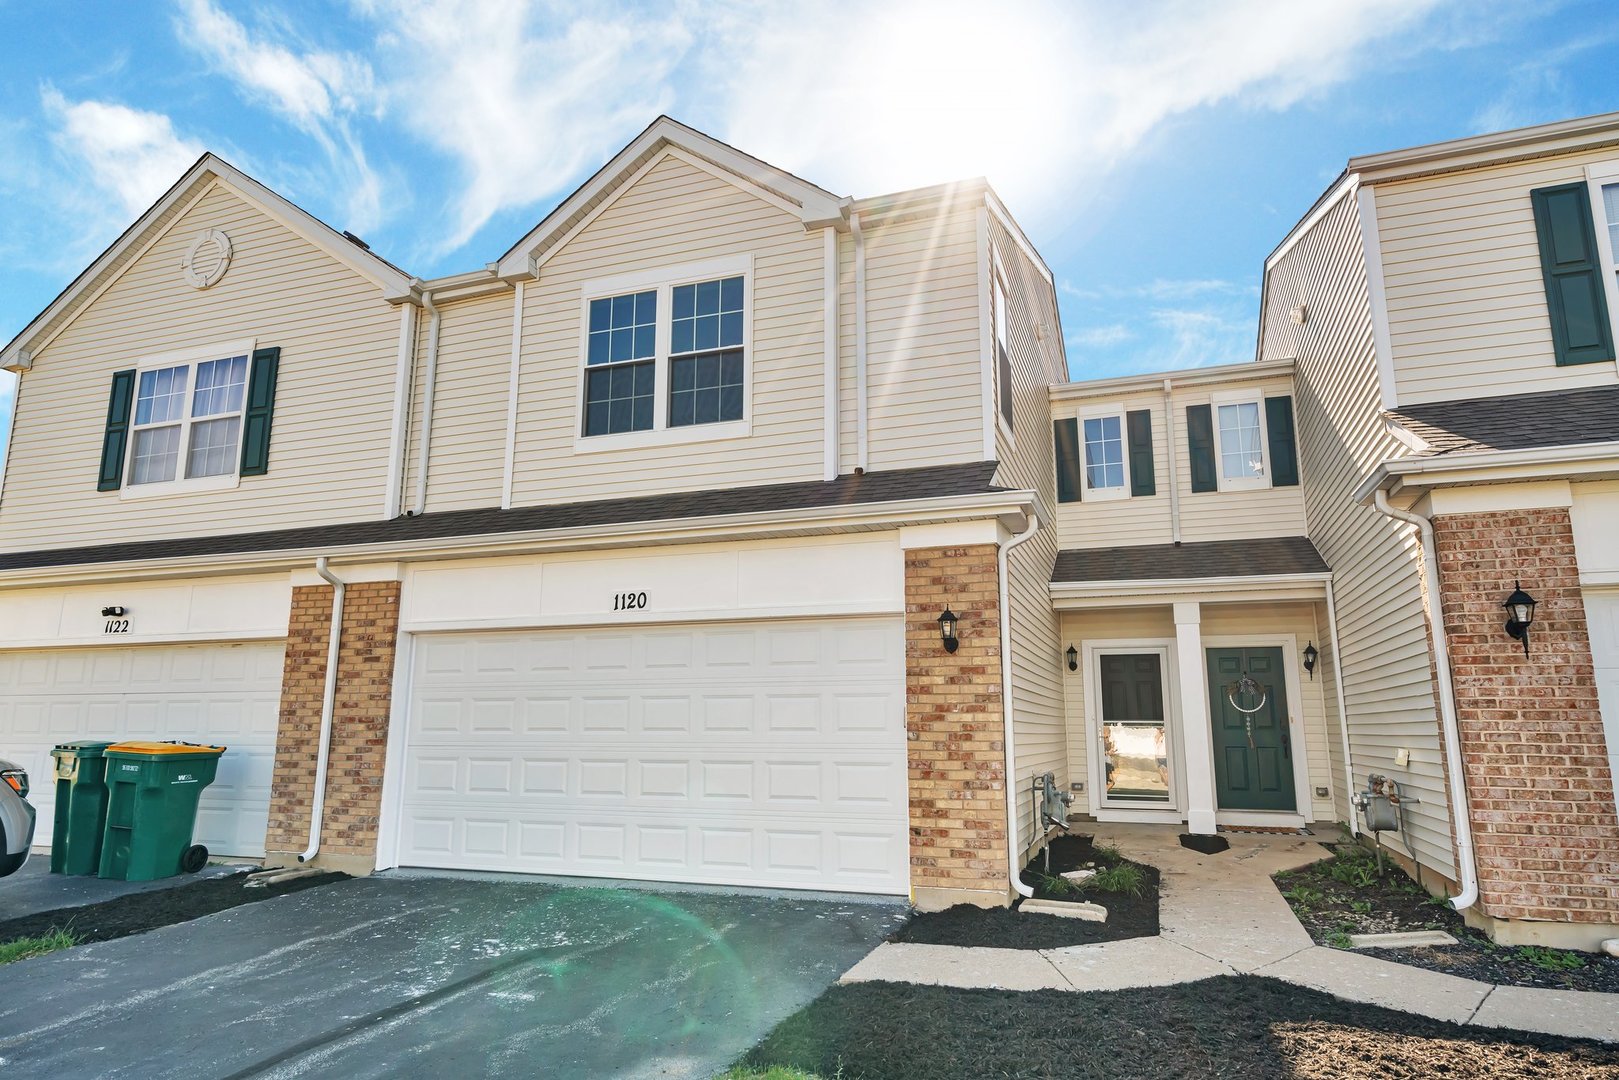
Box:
left=1422, top=893, right=1454, bottom=909
left=1350, top=900, right=1373, bottom=916
left=1035, top=872, right=1077, bottom=897
left=1517, top=946, right=1584, bottom=973
left=1282, top=885, right=1325, bottom=910
left=0, top=928, right=78, bottom=965
left=1326, top=930, right=1354, bottom=949
left=1091, top=842, right=1124, bottom=865
left=1085, top=863, right=1145, bottom=897
left=1328, top=859, right=1379, bottom=889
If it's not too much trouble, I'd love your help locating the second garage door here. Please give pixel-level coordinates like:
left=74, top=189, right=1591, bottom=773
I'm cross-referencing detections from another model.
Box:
left=397, top=618, right=909, bottom=893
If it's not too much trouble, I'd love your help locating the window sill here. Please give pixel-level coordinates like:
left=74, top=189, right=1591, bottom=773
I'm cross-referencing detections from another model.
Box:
left=572, top=418, right=752, bottom=455
left=117, top=473, right=241, bottom=501
left=1084, top=486, right=1131, bottom=503
left=1215, top=477, right=1271, bottom=493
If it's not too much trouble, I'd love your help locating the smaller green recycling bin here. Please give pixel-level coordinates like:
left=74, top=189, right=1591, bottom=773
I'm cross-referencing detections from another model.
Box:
left=98, top=741, right=226, bottom=882
left=49, top=741, right=114, bottom=875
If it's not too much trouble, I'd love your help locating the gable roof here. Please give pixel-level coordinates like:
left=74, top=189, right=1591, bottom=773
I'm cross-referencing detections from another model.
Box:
left=1, top=154, right=419, bottom=372
left=493, top=116, right=850, bottom=280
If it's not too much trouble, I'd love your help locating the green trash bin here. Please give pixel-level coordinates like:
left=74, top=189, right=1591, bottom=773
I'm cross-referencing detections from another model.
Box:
left=48, top=741, right=114, bottom=875
left=98, top=741, right=226, bottom=882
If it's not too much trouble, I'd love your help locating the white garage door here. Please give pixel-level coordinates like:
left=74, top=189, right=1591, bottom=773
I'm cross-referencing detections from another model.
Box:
left=0, top=642, right=284, bottom=857
left=1587, top=591, right=1619, bottom=808
left=398, top=618, right=909, bottom=893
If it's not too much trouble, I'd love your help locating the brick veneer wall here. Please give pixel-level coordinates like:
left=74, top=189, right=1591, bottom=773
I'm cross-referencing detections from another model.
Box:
left=265, top=581, right=401, bottom=870
left=904, top=544, right=1010, bottom=907
left=1431, top=507, right=1619, bottom=925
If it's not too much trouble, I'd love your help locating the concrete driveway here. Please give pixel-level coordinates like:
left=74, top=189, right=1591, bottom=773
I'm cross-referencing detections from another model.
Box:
left=0, top=873, right=907, bottom=1079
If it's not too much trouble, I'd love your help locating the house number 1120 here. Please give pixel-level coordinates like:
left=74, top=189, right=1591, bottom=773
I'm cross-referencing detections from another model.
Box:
left=612, top=592, right=648, bottom=611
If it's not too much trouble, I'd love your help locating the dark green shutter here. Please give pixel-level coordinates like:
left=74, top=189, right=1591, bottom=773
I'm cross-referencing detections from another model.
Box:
left=1265, top=396, right=1299, bottom=487
left=239, top=346, right=280, bottom=476
left=1186, top=404, right=1216, bottom=493
left=1126, top=409, right=1155, bottom=497
left=1054, top=418, right=1082, bottom=503
left=96, top=369, right=137, bottom=491
left=1530, top=183, right=1615, bottom=367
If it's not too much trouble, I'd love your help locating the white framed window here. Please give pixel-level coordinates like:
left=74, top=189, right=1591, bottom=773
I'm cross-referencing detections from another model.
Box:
left=1080, top=408, right=1129, bottom=501
left=1586, top=161, right=1619, bottom=348
left=1211, top=392, right=1269, bottom=492
left=122, top=341, right=253, bottom=499
left=991, top=249, right=1015, bottom=440
left=575, top=256, right=752, bottom=452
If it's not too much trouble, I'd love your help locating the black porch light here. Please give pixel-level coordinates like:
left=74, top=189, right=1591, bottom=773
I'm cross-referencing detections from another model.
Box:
left=1503, top=581, right=1537, bottom=657
left=938, top=609, right=960, bottom=653
left=1065, top=644, right=1078, bottom=672
left=1302, top=641, right=1318, bottom=680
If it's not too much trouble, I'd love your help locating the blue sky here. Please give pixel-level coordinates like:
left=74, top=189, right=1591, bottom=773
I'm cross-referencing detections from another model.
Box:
left=1, top=0, right=1616, bottom=478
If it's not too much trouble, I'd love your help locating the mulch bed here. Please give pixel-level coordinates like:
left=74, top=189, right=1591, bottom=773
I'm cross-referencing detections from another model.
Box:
left=0, top=869, right=347, bottom=950
left=1276, top=844, right=1619, bottom=993
left=736, top=975, right=1619, bottom=1080
left=892, top=835, right=1160, bottom=951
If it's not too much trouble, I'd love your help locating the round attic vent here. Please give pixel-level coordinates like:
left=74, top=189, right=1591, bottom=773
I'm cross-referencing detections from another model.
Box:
left=183, top=228, right=233, bottom=289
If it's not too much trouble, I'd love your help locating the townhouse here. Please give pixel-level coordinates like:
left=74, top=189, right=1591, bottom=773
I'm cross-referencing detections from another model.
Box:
left=0, top=112, right=1614, bottom=948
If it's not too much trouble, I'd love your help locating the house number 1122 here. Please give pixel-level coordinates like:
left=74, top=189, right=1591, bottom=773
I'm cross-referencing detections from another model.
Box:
left=612, top=592, right=648, bottom=611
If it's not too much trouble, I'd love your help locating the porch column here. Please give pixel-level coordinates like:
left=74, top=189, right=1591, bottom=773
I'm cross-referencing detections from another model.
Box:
left=1174, top=601, right=1218, bottom=834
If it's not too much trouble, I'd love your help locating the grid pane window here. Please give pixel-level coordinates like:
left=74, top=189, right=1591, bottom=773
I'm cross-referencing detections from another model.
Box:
left=668, top=275, right=745, bottom=427
left=128, top=354, right=250, bottom=486
left=1083, top=415, right=1125, bottom=491
left=669, top=351, right=743, bottom=428
left=583, top=289, right=657, bottom=435
left=134, top=366, right=189, bottom=426
left=583, top=360, right=655, bottom=436
left=1218, top=402, right=1264, bottom=479
left=1604, top=182, right=1619, bottom=291
left=587, top=291, right=657, bottom=367
left=130, top=425, right=182, bottom=485
left=671, top=276, right=743, bottom=357
left=186, top=416, right=242, bottom=478
left=192, top=355, right=248, bottom=417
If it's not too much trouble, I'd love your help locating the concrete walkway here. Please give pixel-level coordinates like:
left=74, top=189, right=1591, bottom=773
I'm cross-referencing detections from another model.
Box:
left=843, top=824, right=1619, bottom=1044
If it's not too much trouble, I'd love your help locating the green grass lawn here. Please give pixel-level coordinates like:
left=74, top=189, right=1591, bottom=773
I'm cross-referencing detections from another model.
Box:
left=0, top=928, right=78, bottom=965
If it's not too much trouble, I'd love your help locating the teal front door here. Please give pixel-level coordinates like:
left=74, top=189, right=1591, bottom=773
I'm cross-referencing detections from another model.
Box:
left=1207, top=647, right=1295, bottom=811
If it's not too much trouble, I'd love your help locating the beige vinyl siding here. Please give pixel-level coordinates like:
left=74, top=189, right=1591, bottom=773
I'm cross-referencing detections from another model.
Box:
left=1264, top=187, right=1453, bottom=873
left=986, top=216, right=1065, bottom=857
left=864, top=203, right=985, bottom=472
left=403, top=290, right=515, bottom=513
left=1051, top=375, right=1307, bottom=550
left=0, top=182, right=399, bottom=549
left=1375, top=146, right=1619, bottom=405
left=508, top=152, right=825, bottom=505
left=1057, top=602, right=1336, bottom=821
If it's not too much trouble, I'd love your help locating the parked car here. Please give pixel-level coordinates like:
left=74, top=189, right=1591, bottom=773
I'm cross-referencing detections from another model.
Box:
left=1, top=757, right=36, bottom=877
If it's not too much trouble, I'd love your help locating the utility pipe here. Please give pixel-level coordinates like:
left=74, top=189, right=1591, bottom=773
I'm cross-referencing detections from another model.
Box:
left=998, top=511, right=1042, bottom=899
left=851, top=212, right=869, bottom=473
left=410, top=291, right=443, bottom=516
left=1161, top=378, right=1182, bottom=543
left=299, top=557, right=347, bottom=864
left=1372, top=489, right=1478, bottom=911
left=1324, top=577, right=1357, bottom=837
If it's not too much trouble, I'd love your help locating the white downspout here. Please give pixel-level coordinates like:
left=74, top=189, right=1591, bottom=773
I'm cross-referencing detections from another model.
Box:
left=999, top=511, right=1041, bottom=899
left=299, top=557, right=347, bottom=864
left=851, top=212, right=869, bottom=474
left=382, top=301, right=417, bottom=519
left=1324, top=577, right=1357, bottom=837
left=1372, top=489, right=1478, bottom=911
left=410, top=291, right=442, bottom=516
left=1161, top=378, right=1182, bottom=544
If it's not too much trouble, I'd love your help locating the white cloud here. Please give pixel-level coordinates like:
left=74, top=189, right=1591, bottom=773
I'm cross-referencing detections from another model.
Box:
left=41, top=88, right=204, bottom=217
left=356, top=1, right=692, bottom=253
left=174, top=0, right=384, bottom=231
left=1066, top=323, right=1133, bottom=349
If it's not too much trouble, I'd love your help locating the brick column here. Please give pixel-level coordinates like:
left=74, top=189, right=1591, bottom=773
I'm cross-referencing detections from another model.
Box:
left=1431, top=507, right=1619, bottom=942
left=904, top=544, right=1011, bottom=910
left=265, top=581, right=401, bottom=874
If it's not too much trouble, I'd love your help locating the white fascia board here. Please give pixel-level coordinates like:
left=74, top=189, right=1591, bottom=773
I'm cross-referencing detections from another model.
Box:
left=1050, top=357, right=1296, bottom=402
left=1353, top=442, right=1619, bottom=504
left=1051, top=572, right=1332, bottom=606
left=1349, top=110, right=1619, bottom=183
left=0, top=489, right=1036, bottom=590
left=493, top=117, right=849, bottom=279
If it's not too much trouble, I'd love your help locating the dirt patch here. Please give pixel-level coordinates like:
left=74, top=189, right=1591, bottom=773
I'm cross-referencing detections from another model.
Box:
left=1275, top=844, right=1619, bottom=993
left=894, top=835, right=1160, bottom=950
left=736, top=976, right=1619, bottom=1080
left=0, top=870, right=348, bottom=950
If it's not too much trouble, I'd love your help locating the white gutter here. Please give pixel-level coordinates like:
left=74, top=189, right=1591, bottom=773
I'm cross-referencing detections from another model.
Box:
left=1354, top=440, right=1619, bottom=505
left=1371, top=489, right=1478, bottom=911
left=1324, top=577, right=1357, bottom=836
left=383, top=303, right=417, bottom=519
left=1162, top=378, right=1182, bottom=543
left=851, top=211, right=869, bottom=473
left=999, top=511, right=1041, bottom=899
left=299, top=557, right=347, bottom=864
left=410, top=290, right=443, bottom=516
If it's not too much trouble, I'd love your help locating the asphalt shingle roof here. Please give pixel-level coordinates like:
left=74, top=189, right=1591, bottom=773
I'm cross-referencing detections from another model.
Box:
left=1051, top=536, right=1329, bottom=584
left=1388, top=385, right=1619, bottom=457
left=0, top=461, right=1006, bottom=572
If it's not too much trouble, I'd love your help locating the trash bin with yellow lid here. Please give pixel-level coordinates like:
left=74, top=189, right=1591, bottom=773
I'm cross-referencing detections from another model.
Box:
left=97, top=741, right=227, bottom=881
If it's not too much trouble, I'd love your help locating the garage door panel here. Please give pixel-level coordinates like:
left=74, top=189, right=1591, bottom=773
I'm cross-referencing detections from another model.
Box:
left=400, top=619, right=908, bottom=892
left=0, top=643, right=284, bottom=858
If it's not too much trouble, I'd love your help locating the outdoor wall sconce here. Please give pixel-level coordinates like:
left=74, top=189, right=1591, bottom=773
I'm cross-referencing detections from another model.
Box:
left=1503, top=581, right=1537, bottom=657
left=1302, top=641, right=1318, bottom=680
left=938, top=609, right=960, bottom=654
left=1065, top=644, right=1078, bottom=672
left=100, top=606, right=127, bottom=618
